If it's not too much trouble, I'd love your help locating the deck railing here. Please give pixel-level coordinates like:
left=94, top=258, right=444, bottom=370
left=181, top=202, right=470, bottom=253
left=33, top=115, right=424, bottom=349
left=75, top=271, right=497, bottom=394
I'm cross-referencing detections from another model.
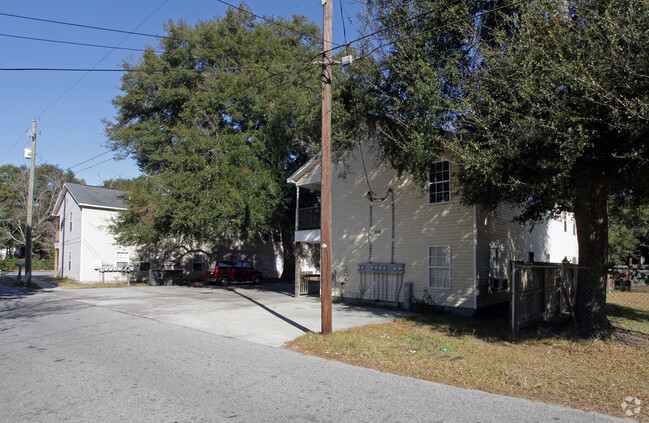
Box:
left=297, top=207, right=320, bottom=230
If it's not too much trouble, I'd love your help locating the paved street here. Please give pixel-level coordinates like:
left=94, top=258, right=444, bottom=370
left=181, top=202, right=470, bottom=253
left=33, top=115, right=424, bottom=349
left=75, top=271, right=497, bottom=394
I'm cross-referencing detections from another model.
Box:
left=0, top=283, right=629, bottom=422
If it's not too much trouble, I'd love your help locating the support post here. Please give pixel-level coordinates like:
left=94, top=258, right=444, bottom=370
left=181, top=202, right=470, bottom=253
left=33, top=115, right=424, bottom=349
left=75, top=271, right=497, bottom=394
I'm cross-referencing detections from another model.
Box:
left=25, top=120, right=37, bottom=285
left=320, top=0, right=333, bottom=335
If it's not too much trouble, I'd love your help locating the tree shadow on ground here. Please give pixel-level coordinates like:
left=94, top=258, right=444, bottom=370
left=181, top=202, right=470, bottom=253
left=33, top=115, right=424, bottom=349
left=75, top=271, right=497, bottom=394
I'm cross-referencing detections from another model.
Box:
left=406, top=303, right=649, bottom=348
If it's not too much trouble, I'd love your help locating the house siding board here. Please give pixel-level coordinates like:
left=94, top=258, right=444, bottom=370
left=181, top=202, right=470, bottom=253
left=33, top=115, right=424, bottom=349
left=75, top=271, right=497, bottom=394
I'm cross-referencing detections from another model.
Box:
left=330, top=149, right=475, bottom=309
left=287, top=146, right=578, bottom=313
left=63, top=194, right=82, bottom=281
left=298, top=165, right=322, bottom=189
left=475, top=205, right=579, bottom=308
left=79, top=207, right=132, bottom=283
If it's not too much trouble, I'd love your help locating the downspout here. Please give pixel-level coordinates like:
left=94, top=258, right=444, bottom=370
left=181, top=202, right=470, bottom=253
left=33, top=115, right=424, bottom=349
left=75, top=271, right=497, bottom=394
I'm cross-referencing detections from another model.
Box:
left=473, top=205, right=478, bottom=311
left=389, top=189, right=394, bottom=263
left=368, top=192, right=373, bottom=263
left=367, top=188, right=395, bottom=264
left=60, top=195, right=67, bottom=279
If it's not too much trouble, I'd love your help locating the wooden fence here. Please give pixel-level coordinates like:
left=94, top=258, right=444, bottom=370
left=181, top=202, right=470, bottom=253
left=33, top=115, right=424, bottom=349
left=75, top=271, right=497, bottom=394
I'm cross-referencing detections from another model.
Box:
left=510, top=261, right=579, bottom=333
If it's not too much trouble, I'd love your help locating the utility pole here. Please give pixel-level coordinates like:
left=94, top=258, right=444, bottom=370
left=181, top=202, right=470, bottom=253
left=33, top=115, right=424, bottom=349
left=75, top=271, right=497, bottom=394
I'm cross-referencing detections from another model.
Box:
left=320, top=0, right=333, bottom=334
left=25, top=120, right=37, bottom=286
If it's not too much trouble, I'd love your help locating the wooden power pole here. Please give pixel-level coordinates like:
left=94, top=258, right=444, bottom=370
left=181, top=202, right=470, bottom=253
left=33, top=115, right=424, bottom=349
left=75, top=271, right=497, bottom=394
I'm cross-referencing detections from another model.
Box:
left=320, top=0, right=333, bottom=335
left=25, top=120, right=37, bottom=285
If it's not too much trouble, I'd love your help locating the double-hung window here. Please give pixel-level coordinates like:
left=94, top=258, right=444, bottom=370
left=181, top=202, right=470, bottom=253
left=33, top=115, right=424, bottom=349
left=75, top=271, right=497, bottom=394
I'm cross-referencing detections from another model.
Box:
left=428, top=161, right=450, bottom=204
left=428, top=246, right=451, bottom=289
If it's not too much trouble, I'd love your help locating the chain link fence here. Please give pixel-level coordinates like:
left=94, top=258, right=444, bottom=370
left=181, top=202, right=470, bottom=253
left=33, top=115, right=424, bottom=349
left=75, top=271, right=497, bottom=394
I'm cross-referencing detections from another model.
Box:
left=510, top=262, right=649, bottom=348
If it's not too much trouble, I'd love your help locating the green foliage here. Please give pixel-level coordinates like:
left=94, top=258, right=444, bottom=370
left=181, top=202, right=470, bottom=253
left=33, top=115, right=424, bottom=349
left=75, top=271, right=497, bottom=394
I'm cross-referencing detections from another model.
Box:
left=455, top=0, right=649, bottom=222
left=0, top=257, right=54, bottom=271
left=608, top=196, right=649, bottom=266
left=0, top=164, right=82, bottom=252
left=105, top=8, right=325, bottom=247
left=359, top=0, right=649, bottom=334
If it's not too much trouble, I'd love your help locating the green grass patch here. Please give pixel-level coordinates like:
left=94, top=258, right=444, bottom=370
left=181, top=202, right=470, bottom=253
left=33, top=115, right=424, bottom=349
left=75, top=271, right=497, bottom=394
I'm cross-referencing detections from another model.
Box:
left=607, top=286, right=649, bottom=335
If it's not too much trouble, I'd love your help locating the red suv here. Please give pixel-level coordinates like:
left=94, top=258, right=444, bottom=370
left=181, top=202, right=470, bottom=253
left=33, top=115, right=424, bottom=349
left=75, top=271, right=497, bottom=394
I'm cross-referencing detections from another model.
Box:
left=205, top=260, right=263, bottom=285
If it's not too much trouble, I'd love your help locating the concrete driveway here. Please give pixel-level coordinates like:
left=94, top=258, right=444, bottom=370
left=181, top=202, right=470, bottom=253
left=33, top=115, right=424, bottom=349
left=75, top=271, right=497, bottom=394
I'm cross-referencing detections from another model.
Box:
left=39, top=281, right=411, bottom=347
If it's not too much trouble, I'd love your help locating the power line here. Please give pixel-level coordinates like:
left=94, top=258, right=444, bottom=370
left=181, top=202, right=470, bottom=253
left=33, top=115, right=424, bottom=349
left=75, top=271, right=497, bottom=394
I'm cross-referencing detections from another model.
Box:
left=355, top=0, right=529, bottom=60
left=74, top=157, right=116, bottom=174
left=0, top=32, right=160, bottom=52
left=350, top=0, right=462, bottom=47
left=0, top=65, right=273, bottom=72
left=0, top=11, right=165, bottom=39
left=68, top=149, right=117, bottom=170
left=212, top=0, right=332, bottom=47
left=36, top=0, right=171, bottom=118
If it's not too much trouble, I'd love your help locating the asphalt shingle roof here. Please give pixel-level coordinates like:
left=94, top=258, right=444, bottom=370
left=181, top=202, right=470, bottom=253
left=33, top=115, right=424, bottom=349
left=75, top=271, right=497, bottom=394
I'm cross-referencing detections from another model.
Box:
left=65, top=183, right=127, bottom=210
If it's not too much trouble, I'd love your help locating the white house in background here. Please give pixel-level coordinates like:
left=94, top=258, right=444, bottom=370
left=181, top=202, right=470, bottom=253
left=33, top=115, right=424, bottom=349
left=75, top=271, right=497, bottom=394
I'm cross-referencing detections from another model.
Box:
left=287, top=145, right=579, bottom=315
left=53, top=183, right=132, bottom=283
left=52, top=183, right=285, bottom=284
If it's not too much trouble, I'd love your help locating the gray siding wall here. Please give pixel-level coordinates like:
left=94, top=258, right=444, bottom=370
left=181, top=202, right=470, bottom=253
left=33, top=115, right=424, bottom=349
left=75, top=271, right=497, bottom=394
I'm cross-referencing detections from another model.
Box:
left=329, top=147, right=475, bottom=311
left=475, top=205, right=579, bottom=306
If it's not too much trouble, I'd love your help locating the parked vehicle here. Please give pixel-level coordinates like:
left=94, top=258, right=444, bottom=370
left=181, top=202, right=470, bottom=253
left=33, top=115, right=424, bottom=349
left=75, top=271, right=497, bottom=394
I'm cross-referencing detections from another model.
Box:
left=205, top=260, right=263, bottom=285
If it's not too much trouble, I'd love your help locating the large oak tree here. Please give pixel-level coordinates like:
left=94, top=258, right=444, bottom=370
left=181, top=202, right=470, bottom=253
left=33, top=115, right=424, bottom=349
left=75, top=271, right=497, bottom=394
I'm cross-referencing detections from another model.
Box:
left=359, top=0, right=649, bottom=336
left=105, top=7, right=324, bottom=277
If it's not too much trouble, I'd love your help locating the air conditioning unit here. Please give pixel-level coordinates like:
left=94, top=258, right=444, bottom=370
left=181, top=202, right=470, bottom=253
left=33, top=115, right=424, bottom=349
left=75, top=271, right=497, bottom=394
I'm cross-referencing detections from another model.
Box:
left=491, top=278, right=509, bottom=291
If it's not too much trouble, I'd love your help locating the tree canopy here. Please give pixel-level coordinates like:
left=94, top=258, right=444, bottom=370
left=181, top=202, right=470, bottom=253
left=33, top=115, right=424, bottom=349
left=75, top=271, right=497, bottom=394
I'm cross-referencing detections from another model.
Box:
left=358, top=0, right=649, bottom=335
left=105, top=7, right=324, bottom=249
left=0, top=164, right=81, bottom=255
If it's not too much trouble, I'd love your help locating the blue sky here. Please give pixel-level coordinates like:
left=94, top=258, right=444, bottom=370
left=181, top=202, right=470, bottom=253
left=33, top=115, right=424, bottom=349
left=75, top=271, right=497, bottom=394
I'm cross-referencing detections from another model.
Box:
left=1, top=0, right=362, bottom=186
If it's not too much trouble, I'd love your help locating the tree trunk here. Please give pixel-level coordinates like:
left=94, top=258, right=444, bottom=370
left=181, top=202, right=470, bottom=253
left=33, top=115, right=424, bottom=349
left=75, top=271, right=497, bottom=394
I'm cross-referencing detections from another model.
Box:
left=573, top=177, right=611, bottom=338
left=279, top=223, right=295, bottom=282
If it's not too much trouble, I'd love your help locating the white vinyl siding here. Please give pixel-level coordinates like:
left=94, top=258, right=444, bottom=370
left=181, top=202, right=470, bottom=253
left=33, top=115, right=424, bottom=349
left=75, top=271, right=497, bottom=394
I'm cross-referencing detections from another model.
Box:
left=326, top=146, right=475, bottom=310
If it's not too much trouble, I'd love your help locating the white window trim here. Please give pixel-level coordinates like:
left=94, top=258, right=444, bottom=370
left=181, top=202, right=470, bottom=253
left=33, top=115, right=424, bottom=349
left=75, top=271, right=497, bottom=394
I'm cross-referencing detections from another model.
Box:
left=428, top=160, right=451, bottom=205
left=428, top=245, right=451, bottom=290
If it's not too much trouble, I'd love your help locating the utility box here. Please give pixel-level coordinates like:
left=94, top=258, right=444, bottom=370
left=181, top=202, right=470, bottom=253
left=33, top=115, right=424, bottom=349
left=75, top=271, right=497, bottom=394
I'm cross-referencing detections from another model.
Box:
left=403, top=282, right=414, bottom=310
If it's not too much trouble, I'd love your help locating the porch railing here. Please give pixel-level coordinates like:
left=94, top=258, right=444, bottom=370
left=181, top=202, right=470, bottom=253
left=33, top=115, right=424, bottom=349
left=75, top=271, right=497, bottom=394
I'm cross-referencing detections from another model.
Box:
left=297, top=207, right=320, bottom=230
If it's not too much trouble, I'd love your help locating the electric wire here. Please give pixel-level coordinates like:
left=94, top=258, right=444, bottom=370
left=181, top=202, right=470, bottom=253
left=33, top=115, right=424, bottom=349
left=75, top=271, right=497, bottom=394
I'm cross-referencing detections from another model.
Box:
left=356, top=0, right=529, bottom=60
left=0, top=65, right=282, bottom=72
left=7, top=1, right=522, bottom=180
left=74, top=157, right=117, bottom=174
left=68, top=149, right=117, bottom=170
left=36, top=0, right=170, bottom=118
left=212, top=0, right=332, bottom=46
left=0, top=11, right=166, bottom=39
left=0, top=32, right=161, bottom=52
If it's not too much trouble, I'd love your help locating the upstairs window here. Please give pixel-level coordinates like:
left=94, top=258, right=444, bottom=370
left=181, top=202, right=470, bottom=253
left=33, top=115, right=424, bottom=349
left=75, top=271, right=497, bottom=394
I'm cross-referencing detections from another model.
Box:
left=428, top=161, right=450, bottom=204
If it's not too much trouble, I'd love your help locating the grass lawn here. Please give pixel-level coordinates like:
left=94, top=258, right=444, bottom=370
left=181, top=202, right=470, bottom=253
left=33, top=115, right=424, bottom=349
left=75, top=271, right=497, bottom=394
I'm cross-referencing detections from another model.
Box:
left=287, top=297, right=649, bottom=420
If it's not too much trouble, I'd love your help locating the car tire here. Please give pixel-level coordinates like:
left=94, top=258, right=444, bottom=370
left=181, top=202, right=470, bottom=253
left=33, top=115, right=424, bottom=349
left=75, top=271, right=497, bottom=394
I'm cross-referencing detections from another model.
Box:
left=219, top=276, right=230, bottom=286
left=253, top=275, right=262, bottom=285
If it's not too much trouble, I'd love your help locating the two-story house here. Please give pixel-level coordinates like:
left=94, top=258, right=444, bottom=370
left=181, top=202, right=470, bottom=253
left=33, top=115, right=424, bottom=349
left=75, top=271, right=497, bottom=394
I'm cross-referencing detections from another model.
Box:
left=288, top=145, right=578, bottom=315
